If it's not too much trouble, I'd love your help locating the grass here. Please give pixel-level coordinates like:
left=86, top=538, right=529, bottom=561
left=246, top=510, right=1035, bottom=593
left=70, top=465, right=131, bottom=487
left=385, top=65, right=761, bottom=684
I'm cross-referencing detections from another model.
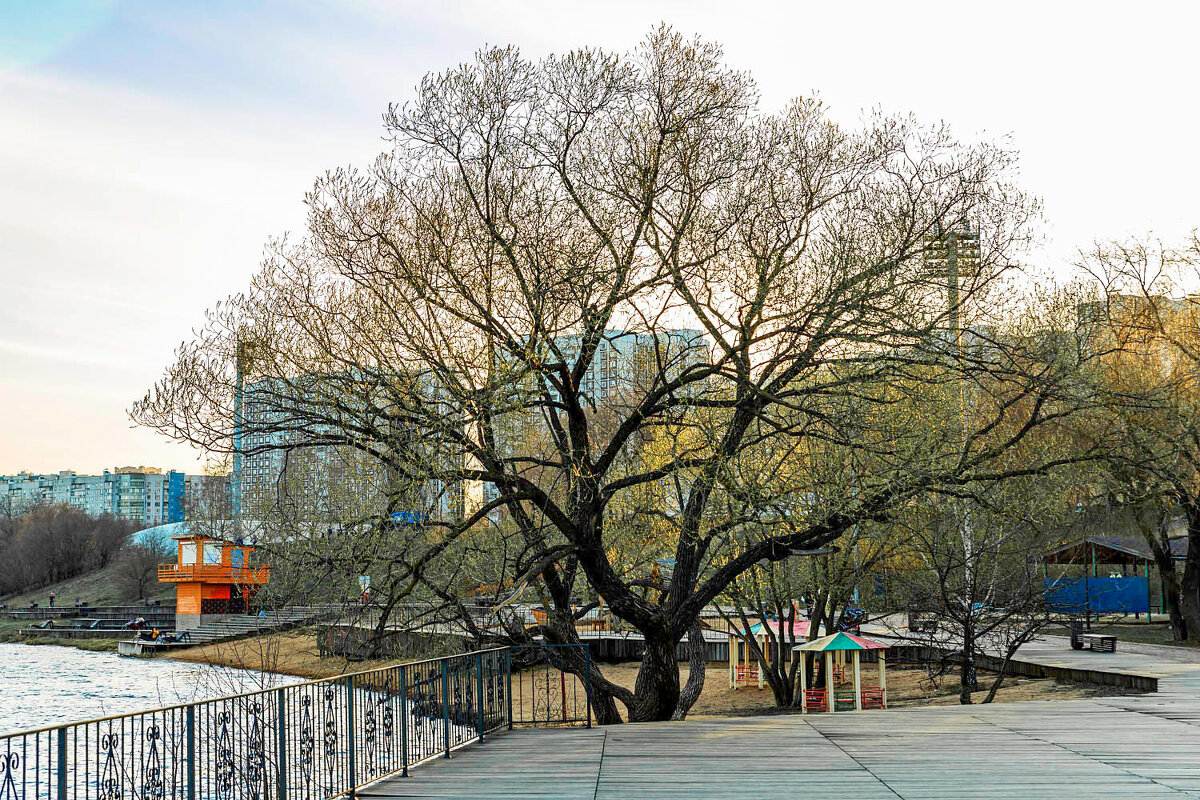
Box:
left=0, top=562, right=173, bottom=611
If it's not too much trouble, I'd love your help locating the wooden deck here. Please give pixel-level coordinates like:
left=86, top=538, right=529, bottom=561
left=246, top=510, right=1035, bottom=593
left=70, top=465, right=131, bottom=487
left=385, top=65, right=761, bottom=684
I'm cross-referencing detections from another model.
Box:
left=360, top=636, right=1200, bottom=798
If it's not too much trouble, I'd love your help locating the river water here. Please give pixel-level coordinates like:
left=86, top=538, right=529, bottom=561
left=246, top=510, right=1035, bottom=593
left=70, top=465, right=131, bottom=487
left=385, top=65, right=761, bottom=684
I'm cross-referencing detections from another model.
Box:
left=0, top=643, right=299, bottom=735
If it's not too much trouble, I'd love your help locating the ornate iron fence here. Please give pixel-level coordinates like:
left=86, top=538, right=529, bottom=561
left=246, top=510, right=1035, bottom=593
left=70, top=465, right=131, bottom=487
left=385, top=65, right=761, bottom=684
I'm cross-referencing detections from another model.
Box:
left=509, top=644, right=593, bottom=727
left=0, top=647, right=536, bottom=800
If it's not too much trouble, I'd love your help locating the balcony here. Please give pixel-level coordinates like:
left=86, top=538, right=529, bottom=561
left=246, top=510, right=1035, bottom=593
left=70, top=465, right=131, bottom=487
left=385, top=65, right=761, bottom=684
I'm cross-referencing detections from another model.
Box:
left=158, top=563, right=271, bottom=584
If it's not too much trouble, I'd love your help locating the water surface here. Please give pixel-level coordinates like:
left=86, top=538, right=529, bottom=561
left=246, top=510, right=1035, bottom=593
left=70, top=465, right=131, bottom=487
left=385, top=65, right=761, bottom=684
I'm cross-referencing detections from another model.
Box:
left=0, top=643, right=297, bottom=734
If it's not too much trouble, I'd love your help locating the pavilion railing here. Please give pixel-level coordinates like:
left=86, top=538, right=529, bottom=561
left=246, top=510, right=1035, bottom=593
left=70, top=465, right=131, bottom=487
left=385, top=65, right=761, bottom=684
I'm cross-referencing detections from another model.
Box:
left=0, top=646, right=551, bottom=800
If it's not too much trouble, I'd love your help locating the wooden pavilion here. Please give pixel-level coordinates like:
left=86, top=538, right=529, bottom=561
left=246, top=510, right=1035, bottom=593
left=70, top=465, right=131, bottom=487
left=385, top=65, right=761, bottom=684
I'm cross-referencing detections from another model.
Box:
left=728, top=619, right=812, bottom=689
left=158, top=532, right=270, bottom=630
left=793, top=632, right=889, bottom=712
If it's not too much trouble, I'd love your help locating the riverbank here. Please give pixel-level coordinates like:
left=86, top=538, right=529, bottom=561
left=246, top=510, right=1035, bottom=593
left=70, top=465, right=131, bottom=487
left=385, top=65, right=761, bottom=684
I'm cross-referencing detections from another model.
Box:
left=0, top=617, right=121, bottom=650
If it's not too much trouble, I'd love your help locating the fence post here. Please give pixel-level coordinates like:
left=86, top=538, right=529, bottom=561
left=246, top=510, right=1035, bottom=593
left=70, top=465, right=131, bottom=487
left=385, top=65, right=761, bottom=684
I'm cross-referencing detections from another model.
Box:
left=441, top=661, right=451, bottom=758
left=56, top=728, right=67, bottom=800
left=399, top=668, right=409, bottom=778
left=345, top=676, right=357, bottom=797
left=186, top=705, right=196, bottom=800
left=584, top=645, right=593, bottom=729
left=506, top=649, right=514, bottom=731
left=275, top=689, right=287, bottom=800
left=476, top=652, right=485, bottom=744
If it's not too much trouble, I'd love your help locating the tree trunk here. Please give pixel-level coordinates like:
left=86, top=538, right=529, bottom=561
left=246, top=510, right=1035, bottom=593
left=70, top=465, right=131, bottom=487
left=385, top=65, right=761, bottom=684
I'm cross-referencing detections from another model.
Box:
left=671, top=620, right=706, bottom=720
left=630, top=635, right=681, bottom=722
left=959, top=623, right=976, bottom=705
left=584, top=661, right=625, bottom=725
left=1148, top=534, right=1187, bottom=640
left=1180, top=504, right=1200, bottom=641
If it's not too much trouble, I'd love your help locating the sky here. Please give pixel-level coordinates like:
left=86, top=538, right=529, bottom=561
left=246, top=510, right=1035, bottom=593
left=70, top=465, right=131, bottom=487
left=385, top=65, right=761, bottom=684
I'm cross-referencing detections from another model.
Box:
left=1, top=0, right=1198, bottom=475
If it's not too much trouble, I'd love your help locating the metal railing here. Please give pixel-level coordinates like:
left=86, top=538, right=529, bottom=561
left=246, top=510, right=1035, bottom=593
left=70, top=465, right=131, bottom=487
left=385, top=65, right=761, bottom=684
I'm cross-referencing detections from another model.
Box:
left=510, top=645, right=593, bottom=727
left=0, top=645, right=592, bottom=800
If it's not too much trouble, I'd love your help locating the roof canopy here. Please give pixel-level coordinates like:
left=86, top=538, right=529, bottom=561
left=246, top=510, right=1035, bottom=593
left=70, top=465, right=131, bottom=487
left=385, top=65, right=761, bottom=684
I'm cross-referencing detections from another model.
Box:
left=792, top=632, right=889, bottom=653
left=1041, top=535, right=1185, bottom=566
left=745, top=619, right=811, bottom=638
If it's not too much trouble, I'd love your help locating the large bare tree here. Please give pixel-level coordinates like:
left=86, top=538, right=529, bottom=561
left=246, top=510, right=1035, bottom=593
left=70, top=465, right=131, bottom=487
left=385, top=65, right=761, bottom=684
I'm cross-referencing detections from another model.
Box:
left=134, top=28, right=1085, bottom=722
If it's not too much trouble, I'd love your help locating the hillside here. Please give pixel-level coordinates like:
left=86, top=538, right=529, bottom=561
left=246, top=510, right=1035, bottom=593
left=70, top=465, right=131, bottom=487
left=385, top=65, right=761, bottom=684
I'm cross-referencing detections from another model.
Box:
left=0, top=561, right=174, bottom=610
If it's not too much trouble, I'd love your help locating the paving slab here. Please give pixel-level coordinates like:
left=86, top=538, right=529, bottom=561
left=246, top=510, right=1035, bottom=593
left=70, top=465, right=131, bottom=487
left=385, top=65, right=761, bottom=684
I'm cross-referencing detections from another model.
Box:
left=361, top=636, right=1200, bottom=799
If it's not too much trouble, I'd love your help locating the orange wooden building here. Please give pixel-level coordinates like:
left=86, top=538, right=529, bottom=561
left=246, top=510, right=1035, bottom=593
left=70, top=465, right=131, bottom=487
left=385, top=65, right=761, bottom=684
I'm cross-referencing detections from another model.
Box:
left=158, top=533, right=270, bottom=629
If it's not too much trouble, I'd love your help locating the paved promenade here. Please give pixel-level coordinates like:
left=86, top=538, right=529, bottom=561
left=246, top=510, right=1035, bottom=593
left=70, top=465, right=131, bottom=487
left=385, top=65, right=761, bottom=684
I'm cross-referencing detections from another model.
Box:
left=360, top=637, right=1200, bottom=798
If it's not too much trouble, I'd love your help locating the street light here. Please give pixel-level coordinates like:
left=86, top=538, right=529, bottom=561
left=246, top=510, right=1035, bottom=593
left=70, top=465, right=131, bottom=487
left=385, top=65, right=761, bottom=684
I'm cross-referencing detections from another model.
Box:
left=787, top=545, right=839, bottom=556
left=764, top=543, right=839, bottom=560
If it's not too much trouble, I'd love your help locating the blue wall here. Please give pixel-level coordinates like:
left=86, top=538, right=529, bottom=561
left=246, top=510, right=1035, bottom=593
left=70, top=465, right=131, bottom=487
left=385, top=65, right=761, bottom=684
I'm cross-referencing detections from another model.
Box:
left=1044, top=576, right=1150, bottom=614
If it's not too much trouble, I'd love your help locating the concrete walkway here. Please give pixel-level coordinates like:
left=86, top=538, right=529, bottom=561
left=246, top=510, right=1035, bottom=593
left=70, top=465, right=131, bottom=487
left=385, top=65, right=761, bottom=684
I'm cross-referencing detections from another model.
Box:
left=360, top=638, right=1200, bottom=798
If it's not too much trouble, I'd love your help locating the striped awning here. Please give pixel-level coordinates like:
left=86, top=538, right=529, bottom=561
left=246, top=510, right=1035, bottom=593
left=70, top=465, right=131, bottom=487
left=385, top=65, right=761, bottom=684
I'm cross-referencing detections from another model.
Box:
left=792, top=631, right=890, bottom=653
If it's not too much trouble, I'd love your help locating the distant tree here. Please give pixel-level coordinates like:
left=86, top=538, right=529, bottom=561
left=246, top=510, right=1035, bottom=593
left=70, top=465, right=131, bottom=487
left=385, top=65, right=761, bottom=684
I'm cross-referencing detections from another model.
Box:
left=0, top=506, right=138, bottom=596
left=115, top=541, right=174, bottom=601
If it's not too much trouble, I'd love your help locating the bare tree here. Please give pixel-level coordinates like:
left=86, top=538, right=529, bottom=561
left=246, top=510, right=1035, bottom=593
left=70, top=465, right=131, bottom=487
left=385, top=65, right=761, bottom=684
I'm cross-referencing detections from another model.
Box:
left=889, top=468, right=1074, bottom=704
left=133, top=29, right=1091, bottom=722
left=115, top=541, right=173, bottom=601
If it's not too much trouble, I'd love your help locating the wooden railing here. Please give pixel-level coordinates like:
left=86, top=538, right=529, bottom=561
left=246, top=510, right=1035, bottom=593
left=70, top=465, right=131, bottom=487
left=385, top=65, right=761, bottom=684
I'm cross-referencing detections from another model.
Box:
left=157, top=563, right=271, bottom=583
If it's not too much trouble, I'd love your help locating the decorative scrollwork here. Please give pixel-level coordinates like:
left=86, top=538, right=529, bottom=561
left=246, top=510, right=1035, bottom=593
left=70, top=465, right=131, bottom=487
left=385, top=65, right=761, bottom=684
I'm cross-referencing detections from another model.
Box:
left=363, top=702, right=377, bottom=766
left=532, top=670, right=553, bottom=723
left=0, top=751, right=20, bottom=800
left=322, top=687, right=338, bottom=786
left=142, top=724, right=165, bottom=800
left=298, top=696, right=315, bottom=786
left=99, top=729, right=123, bottom=800
left=379, top=675, right=394, bottom=753
left=244, top=702, right=266, bottom=800
left=214, top=711, right=235, bottom=800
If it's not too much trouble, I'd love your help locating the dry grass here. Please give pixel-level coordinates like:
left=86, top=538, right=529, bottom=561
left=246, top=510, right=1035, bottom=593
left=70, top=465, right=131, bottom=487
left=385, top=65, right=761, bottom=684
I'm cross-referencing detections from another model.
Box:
left=164, top=629, right=402, bottom=680
left=0, top=562, right=173, bottom=609
left=164, top=633, right=1122, bottom=717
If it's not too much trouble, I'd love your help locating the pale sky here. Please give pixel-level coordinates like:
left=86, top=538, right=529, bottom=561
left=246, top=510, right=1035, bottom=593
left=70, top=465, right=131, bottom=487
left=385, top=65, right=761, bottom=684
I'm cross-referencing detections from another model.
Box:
left=1, top=0, right=1198, bottom=475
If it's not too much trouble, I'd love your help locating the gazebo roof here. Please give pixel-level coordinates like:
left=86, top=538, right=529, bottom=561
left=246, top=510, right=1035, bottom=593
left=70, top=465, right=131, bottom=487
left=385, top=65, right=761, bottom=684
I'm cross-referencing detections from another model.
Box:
left=746, top=619, right=811, bottom=638
left=1041, top=534, right=1186, bottom=566
left=792, top=631, right=890, bottom=653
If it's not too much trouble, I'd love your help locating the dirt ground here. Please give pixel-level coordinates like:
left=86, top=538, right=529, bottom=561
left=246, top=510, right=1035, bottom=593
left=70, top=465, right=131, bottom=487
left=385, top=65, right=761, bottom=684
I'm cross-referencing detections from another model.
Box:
left=164, top=628, right=388, bottom=679
left=164, top=632, right=1126, bottom=718
left=567, top=662, right=1117, bottom=720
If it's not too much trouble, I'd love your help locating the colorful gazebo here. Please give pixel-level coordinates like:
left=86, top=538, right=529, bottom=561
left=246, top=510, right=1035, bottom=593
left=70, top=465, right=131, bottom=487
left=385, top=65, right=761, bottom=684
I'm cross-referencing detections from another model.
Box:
left=729, top=619, right=812, bottom=689
left=793, top=632, right=890, bottom=712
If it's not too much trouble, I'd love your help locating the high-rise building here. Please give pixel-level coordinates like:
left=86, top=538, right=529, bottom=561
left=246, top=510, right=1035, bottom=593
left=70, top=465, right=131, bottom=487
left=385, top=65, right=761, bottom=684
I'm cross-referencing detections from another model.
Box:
left=230, top=329, right=711, bottom=524
left=546, top=329, right=710, bottom=405
left=0, top=469, right=226, bottom=526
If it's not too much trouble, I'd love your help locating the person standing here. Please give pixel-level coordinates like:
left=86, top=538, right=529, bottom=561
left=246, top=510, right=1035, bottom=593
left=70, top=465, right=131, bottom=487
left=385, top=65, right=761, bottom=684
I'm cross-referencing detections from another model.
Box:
left=48, top=592, right=55, bottom=608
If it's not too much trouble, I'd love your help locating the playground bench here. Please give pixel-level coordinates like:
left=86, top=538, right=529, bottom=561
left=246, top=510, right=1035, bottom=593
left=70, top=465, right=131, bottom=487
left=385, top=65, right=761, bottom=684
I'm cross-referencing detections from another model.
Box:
left=1076, top=633, right=1117, bottom=653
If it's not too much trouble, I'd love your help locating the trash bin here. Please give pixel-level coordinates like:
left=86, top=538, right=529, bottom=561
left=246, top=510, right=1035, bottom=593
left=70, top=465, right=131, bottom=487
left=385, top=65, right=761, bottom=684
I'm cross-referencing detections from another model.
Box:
left=1069, top=619, right=1084, bottom=650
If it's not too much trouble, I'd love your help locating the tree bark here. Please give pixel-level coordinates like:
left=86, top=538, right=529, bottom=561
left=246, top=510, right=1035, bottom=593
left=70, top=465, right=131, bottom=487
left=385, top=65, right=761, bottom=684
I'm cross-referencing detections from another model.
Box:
left=959, top=622, right=976, bottom=705
left=671, top=620, right=707, bottom=720
left=630, top=635, right=681, bottom=722
left=1180, top=503, right=1200, bottom=642
left=1147, top=533, right=1187, bottom=640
